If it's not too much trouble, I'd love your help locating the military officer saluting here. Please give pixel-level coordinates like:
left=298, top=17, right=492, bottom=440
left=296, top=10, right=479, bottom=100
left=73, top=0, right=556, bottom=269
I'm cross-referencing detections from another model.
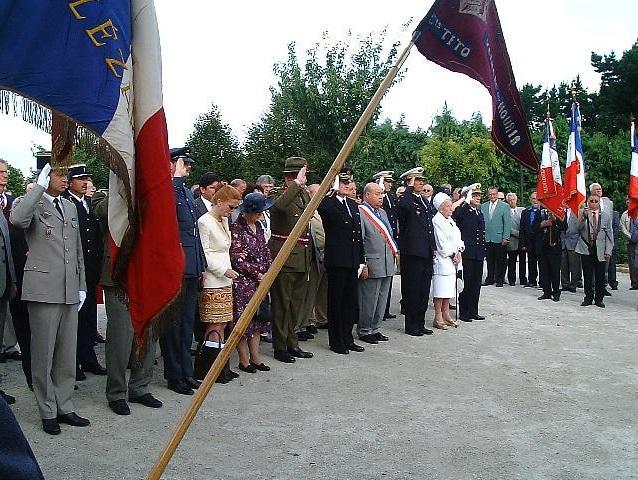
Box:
left=453, top=184, right=487, bottom=322
left=318, top=168, right=365, bottom=355
left=10, top=156, right=89, bottom=435
left=268, top=157, right=314, bottom=363
left=396, top=167, right=435, bottom=336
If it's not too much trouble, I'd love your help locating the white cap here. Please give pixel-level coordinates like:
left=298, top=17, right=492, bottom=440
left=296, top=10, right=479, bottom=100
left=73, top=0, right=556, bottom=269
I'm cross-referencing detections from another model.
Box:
left=432, top=191, right=451, bottom=210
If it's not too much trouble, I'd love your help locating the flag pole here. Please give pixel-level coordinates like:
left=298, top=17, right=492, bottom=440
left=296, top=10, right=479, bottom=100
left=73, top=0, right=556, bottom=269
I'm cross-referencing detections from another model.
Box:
left=146, top=37, right=416, bottom=480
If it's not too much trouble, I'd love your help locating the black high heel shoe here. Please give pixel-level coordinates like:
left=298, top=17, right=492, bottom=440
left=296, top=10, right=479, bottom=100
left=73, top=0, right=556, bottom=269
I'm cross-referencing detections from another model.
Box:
left=238, top=363, right=257, bottom=373
left=249, top=361, right=271, bottom=372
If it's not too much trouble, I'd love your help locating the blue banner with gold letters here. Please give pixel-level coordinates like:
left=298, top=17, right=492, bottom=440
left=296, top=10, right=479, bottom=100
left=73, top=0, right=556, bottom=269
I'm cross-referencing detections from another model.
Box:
left=0, top=0, right=131, bottom=135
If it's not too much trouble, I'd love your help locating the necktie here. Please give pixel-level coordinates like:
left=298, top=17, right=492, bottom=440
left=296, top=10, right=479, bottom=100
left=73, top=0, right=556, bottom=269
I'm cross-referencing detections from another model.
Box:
left=591, top=212, right=598, bottom=243
left=342, top=198, right=352, bottom=217
left=53, top=198, right=64, bottom=219
left=0, top=196, right=4, bottom=210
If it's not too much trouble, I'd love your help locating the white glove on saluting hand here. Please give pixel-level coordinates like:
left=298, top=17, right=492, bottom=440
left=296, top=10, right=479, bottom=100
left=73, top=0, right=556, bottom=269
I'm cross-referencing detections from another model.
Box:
left=462, top=182, right=481, bottom=204
left=37, top=163, right=52, bottom=189
left=78, top=290, right=86, bottom=311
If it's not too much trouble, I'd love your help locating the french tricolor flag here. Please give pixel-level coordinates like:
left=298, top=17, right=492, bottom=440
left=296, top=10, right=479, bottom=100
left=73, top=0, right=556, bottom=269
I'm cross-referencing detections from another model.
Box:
left=536, top=117, right=565, bottom=220
left=563, top=102, right=587, bottom=218
left=629, top=120, right=638, bottom=219
left=0, top=0, right=184, bottom=344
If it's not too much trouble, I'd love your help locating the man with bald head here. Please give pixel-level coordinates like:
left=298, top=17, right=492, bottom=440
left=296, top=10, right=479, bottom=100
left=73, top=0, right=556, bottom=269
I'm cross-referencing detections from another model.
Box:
left=357, top=183, right=395, bottom=344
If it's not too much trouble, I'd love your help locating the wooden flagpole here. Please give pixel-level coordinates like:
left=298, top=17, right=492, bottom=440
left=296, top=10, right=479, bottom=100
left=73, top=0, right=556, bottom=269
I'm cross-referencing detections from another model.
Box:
left=146, top=37, right=415, bottom=480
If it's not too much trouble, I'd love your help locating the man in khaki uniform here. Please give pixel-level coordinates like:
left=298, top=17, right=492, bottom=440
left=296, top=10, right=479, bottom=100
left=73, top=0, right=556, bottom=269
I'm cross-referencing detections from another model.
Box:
left=10, top=161, right=88, bottom=435
left=268, top=157, right=314, bottom=363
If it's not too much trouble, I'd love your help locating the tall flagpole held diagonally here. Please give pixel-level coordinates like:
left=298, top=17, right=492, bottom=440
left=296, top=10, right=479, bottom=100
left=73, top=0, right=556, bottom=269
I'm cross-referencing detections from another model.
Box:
left=146, top=36, right=416, bottom=480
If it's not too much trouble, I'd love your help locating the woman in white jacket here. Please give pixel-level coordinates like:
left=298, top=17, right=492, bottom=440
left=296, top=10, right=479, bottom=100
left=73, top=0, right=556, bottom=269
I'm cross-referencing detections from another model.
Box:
left=431, top=192, right=465, bottom=330
left=198, top=185, right=242, bottom=382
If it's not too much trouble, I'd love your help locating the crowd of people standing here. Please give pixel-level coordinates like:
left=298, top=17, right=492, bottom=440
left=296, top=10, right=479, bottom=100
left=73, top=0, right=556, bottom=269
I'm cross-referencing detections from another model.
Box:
left=0, top=149, right=636, bottom=440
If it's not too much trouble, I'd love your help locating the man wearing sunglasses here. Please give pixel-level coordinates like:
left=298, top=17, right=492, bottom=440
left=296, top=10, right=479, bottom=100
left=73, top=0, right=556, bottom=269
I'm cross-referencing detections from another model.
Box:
left=575, top=194, right=614, bottom=308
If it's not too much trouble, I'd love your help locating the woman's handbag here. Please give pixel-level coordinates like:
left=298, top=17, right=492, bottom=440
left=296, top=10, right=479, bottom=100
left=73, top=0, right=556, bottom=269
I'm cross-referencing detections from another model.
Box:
left=193, top=331, right=224, bottom=381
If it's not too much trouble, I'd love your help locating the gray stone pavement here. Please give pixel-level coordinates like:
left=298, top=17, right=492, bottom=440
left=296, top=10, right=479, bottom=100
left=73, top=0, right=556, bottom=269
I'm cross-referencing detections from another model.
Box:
left=1, top=272, right=638, bottom=480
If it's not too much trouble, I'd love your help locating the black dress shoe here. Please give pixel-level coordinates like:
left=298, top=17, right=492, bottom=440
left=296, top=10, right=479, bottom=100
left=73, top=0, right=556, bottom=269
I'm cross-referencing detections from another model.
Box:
left=610, top=285, right=618, bottom=290
left=288, top=347, right=313, bottom=358
left=238, top=363, right=257, bottom=373
left=508, top=282, right=515, bottom=286
left=374, top=332, right=389, bottom=341
left=84, top=364, right=107, bottom=376
left=347, top=343, right=365, bottom=352
left=552, top=295, right=560, bottom=302
left=603, top=289, right=612, bottom=296
left=184, top=377, right=201, bottom=389
left=581, top=299, right=593, bottom=306
left=595, top=301, right=606, bottom=308
left=249, top=361, right=271, bottom=371
left=420, top=327, right=434, bottom=335
left=405, top=330, right=424, bottom=336
left=449, top=304, right=456, bottom=310
left=630, top=286, right=638, bottom=291
left=306, top=325, right=319, bottom=334
left=383, top=313, right=397, bottom=319
left=109, top=399, right=131, bottom=416
left=297, top=331, right=315, bottom=341
left=495, top=283, right=504, bottom=287
left=167, top=381, right=194, bottom=395
left=330, top=347, right=349, bottom=354
left=482, top=281, right=494, bottom=286
left=273, top=350, right=296, bottom=363
left=460, top=317, right=473, bottom=322
left=42, top=419, right=61, bottom=435
left=537, top=294, right=552, bottom=300
left=76, top=368, right=86, bottom=381
left=57, top=412, right=90, bottom=427
left=95, top=333, right=106, bottom=344
left=5, top=351, right=22, bottom=361
left=359, top=334, right=378, bottom=344
left=129, top=393, right=163, bottom=408
left=0, top=389, right=15, bottom=405
left=473, top=315, right=485, bottom=320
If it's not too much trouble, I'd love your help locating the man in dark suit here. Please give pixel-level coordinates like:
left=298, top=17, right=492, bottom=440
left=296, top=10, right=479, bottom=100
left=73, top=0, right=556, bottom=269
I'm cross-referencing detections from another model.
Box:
left=62, top=164, right=105, bottom=380
left=453, top=186, right=486, bottom=322
left=374, top=170, right=398, bottom=320
left=160, top=147, right=206, bottom=395
left=396, top=167, right=435, bottom=336
left=519, top=192, right=543, bottom=287
left=195, top=172, right=221, bottom=218
left=535, top=210, right=566, bottom=302
left=318, top=168, right=365, bottom=354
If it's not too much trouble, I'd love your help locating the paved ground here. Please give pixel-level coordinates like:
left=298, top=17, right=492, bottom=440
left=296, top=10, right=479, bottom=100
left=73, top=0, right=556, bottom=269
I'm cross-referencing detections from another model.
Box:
left=2, top=272, right=638, bottom=480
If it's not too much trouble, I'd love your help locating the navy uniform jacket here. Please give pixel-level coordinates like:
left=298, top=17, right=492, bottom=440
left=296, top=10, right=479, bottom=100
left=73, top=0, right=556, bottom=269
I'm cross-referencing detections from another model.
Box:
left=318, top=195, right=364, bottom=269
left=173, top=177, right=206, bottom=278
left=519, top=206, right=542, bottom=252
left=62, top=191, right=103, bottom=287
left=396, top=186, right=434, bottom=258
left=532, top=210, right=566, bottom=255
left=453, top=203, right=486, bottom=260
left=382, top=192, right=399, bottom=242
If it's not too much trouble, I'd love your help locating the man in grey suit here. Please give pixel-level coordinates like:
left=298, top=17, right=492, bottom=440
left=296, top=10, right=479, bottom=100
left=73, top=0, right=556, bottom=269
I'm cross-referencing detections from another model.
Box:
left=92, top=190, right=162, bottom=416
left=0, top=201, right=16, bottom=404
left=560, top=209, right=582, bottom=292
left=357, top=183, right=395, bottom=344
left=505, top=193, right=526, bottom=286
left=481, top=186, right=511, bottom=287
left=575, top=194, right=614, bottom=308
left=10, top=162, right=89, bottom=435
